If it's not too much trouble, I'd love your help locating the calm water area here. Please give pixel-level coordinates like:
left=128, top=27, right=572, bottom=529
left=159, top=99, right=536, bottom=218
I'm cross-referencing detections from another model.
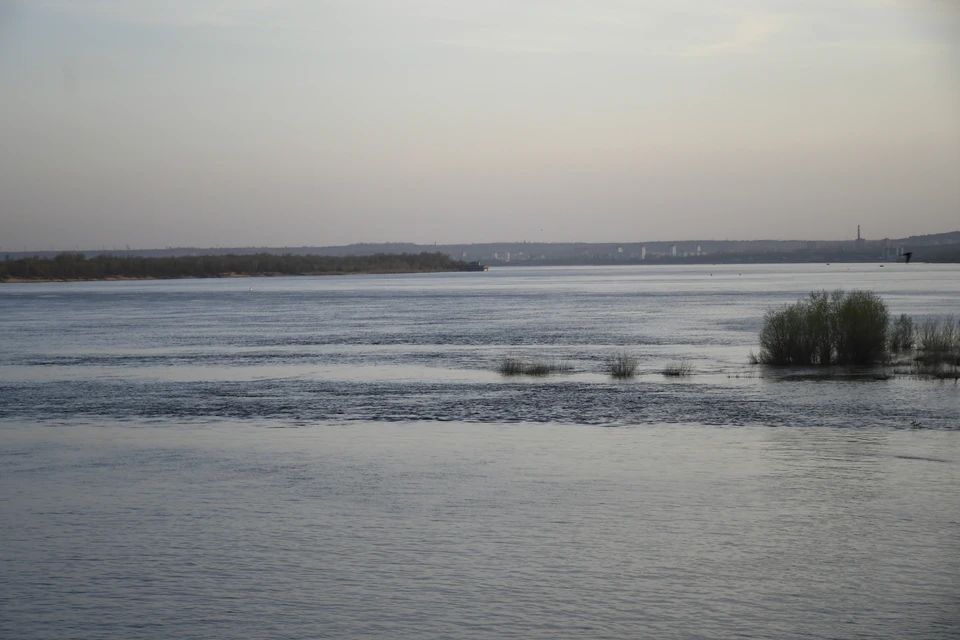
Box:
left=2, top=264, right=959, bottom=638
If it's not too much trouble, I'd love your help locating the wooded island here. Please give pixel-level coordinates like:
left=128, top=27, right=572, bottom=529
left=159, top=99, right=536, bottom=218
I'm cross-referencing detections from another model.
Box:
left=1, top=252, right=478, bottom=282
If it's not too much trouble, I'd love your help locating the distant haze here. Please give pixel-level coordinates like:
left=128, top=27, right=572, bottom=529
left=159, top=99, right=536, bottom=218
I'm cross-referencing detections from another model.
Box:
left=1, top=1, right=959, bottom=250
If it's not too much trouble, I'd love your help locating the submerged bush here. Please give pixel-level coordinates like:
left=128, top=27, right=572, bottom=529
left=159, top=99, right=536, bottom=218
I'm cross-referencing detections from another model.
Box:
left=916, top=316, right=958, bottom=354
left=662, top=360, right=694, bottom=376
left=757, top=289, right=888, bottom=366
left=889, top=314, right=914, bottom=351
left=758, top=303, right=809, bottom=365
left=498, top=358, right=526, bottom=375
left=806, top=291, right=835, bottom=365
left=607, top=352, right=638, bottom=378
left=497, top=358, right=572, bottom=376
left=833, top=290, right=889, bottom=365
left=913, top=316, right=960, bottom=374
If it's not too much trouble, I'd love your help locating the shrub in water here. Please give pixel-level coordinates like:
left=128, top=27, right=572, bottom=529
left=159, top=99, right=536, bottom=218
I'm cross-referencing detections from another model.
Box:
left=916, top=316, right=957, bottom=353
left=607, top=352, right=638, bottom=378
left=889, top=314, right=914, bottom=351
left=757, top=289, right=888, bottom=366
left=833, top=290, right=889, bottom=365
left=914, top=316, right=960, bottom=373
left=498, top=358, right=526, bottom=375
left=497, top=358, right=573, bottom=376
left=662, top=360, right=694, bottom=376
left=758, top=302, right=815, bottom=365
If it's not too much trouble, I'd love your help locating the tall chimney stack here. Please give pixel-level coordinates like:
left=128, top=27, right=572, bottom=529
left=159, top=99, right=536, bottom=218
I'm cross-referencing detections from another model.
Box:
left=857, top=225, right=861, bottom=240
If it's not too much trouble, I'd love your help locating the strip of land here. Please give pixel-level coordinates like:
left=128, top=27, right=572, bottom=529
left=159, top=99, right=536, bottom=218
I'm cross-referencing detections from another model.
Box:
left=1, top=252, right=481, bottom=283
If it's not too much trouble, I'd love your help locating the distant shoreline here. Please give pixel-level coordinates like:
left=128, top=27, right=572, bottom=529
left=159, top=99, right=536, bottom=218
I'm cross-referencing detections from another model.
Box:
left=0, top=252, right=481, bottom=283
left=1, top=268, right=468, bottom=284
left=6, top=230, right=958, bottom=264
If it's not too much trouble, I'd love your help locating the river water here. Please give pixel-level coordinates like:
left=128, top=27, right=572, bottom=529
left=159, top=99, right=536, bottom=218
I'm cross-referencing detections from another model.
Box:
left=2, top=264, right=959, bottom=638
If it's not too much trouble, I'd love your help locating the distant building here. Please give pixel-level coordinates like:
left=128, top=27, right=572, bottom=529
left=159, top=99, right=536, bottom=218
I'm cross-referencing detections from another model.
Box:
left=855, top=225, right=866, bottom=250
left=670, top=245, right=677, bottom=257
left=641, top=246, right=646, bottom=260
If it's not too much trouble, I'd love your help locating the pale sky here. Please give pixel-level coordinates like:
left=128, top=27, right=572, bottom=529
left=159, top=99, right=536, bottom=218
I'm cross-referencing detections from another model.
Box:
left=1, top=1, right=958, bottom=249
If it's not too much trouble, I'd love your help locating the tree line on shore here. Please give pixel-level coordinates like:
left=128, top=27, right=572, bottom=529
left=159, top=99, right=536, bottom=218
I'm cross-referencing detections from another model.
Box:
left=0, top=252, right=471, bottom=281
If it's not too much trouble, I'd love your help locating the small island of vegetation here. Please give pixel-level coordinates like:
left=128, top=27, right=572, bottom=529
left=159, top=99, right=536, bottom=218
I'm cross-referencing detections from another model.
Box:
left=0, top=251, right=483, bottom=282
left=752, top=289, right=959, bottom=379
left=490, top=290, right=956, bottom=382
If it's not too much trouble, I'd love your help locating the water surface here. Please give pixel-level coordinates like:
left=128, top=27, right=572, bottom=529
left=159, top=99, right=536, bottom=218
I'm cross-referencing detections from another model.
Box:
left=2, top=264, right=958, bottom=638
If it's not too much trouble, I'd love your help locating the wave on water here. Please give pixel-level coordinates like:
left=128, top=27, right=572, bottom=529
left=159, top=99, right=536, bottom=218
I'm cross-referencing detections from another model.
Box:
left=1, top=377, right=956, bottom=430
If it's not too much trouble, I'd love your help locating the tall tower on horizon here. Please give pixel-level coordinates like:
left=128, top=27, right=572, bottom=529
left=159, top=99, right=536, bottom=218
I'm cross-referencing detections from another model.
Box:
left=857, top=225, right=861, bottom=240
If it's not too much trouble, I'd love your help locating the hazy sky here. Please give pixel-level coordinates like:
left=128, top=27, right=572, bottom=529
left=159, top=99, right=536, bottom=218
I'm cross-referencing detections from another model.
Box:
left=1, top=1, right=958, bottom=249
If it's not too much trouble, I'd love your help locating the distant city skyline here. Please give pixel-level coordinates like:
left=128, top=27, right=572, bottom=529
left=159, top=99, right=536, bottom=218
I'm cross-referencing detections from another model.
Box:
left=3, top=222, right=959, bottom=253
left=4, top=226, right=957, bottom=256
left=2, top=1, right=959, bottom=249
